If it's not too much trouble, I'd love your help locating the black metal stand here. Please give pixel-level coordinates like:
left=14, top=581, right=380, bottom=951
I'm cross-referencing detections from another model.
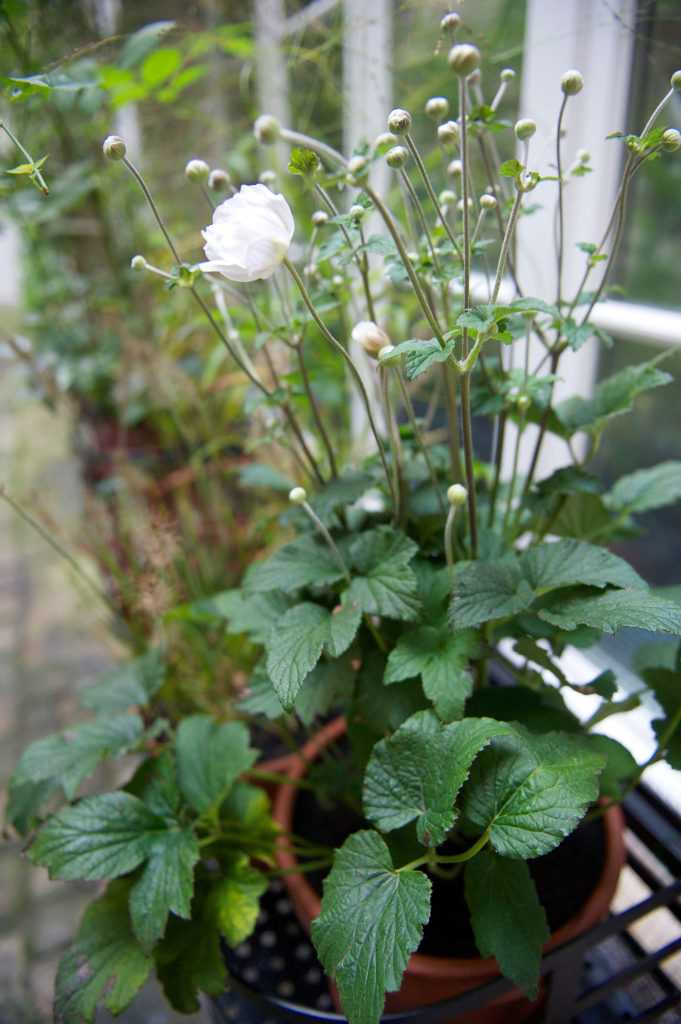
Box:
left=212, top=785, right=681, bottom=1023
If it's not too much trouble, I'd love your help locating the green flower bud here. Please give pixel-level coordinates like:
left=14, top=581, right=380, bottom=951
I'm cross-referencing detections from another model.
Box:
left=447, top=483, right=467, bottom=507
left=438, top=121, right=460, bottom=147
left=387, top=108, right=412, bottom=135
left=102, top=135, right=126, bottom=160
left=480, top=192, right=497, bottom=210
left=289, top=487, right=308, bottom=505
left=500, top=68, right=516, bottom=82
left=448, top=44, right=481, bottom=77
left=670, top=70, right=681, bottom=91
left=561, top=69, right=584, bottom=96
left=515, top=118, right=537, bottom=140
left=347, top=155, right=368, bottom=181
left=440, top=12, right=461, bottom=33
left=374, top=131, right=397, bottom=150
left=447, top=157, right=463, bottom=176
left=130, top=254, right=147, bottom=270
left=662, top=128, right=681, bottom=152
left=312, top=210, right=329, bottom=227
left=386, top=145, right=409, bottom=168
left=439, top=189, right=457, bottom=205
left=185, top=158, right=210, bottom=183
left=254, top=114, right=281, bottom=144
left=349, top=204, right=365, bottom=219
left=425, top=96, right=449, bottom=121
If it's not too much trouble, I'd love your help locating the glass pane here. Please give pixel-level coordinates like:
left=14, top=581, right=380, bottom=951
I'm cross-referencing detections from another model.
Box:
left=615, top=0, right=681, bottom=310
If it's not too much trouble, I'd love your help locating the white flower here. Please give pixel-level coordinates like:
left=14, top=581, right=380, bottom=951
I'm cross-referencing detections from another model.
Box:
left=199, top=183, right=294, bottom=283
left=351, top=321, right=391, bottom=358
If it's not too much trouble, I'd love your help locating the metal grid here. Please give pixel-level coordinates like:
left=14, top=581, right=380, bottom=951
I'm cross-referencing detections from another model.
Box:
left=213, top=784, right=681, bottom=1024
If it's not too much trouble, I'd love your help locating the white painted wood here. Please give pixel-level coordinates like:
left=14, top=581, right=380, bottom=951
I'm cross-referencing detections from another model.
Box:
left=505, top=0, right=637, bottom=477
left=254, top=0, right=291, bottom=172
left=88, top=0, right=142, bottom=161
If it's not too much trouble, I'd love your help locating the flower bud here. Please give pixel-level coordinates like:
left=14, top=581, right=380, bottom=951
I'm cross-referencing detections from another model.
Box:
left=208, top=168, right=231, bottom=191
left=259, top=169, right=276, bottom=185
left=102, top=135, right=126, bottom=160
left=480, top=192, right=497, bottom=210
left=440, top=12, right=461, bottom=32
left=425, top=96, right=449, bottom=121
left=448, top=44, right=481, bottom=77
left=438, top=121, right=460, bottom=147
left=332, top=274, right=344, bottom=288
left=289, top=487, right=308, bottom=505
left=254, top=114, right=281, bottom=144
left=447, top=483, right=468, bottom=507
left=447, top=158, right=463, bottom=177
left=500, top=68, right=516, bottom=82
left=662, top=128, right=681, bottom=152
left=351, top=320, right=391, bottom=358
left=386, top=145, right=408, bottom=168
left=312, top=209, right=329, bottom=227
left=561, top=69, right=584, bottom=96
left=130, top=254, right=147, bottom=271
left=185, top=158, right=210, bottom=183
left=516, top=394, right=531, bottom=412
left=515, top=118, right=537, bottom=140
left=387, top=108, right=412, bottom=135
left=457, top=197, right=473, bottom=212
left=349, top=204, right=365, bottom=219
left=304, top=262, right=318, bottom=278
left=374, top=131, right=398, bottom=149
left=577, top=148, right=590, bottom=164
left=439, top=189, right=457, bottom=205
left=347, top=155, right=368, bottom=181
left=670, top=70, right=681, bottom=91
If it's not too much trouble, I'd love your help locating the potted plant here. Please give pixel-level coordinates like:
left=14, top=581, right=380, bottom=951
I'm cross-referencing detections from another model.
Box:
left=6, top=14, right=681, bottom=1024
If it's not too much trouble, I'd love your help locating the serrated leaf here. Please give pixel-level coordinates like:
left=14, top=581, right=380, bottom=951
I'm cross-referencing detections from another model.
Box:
left=295, top=654, right=356, bottom=726
left=5, top=777, right=58, bottom=836
left=556, top=356, right=672, bottom=436
left=379, top=338, right=455, bottom=381
left=539, top=589, right=681, bottom=635
left=465, top=849, right=549, bottom=999
left=129, top=829, right=199, bottom=951
left=461, top=730, right=605, bottom=858
left=155, top=909, right=225, bottom=1013
left=288, top=146, right=321, bottom=176
left=204, top=588, right=292, bottom=643
left=606, top=461, right=681, bottom=515
left=210, top=856, right=268, bottom=947
left=500, top=158, right=523, bottom=177
left=175, top=716, right=256, bottom=815
left=348, top=527, right=420, bottom=620
left=139, top=751, right=183, bottom=820
left=449, top=557, right=534, bottom=629
left=587, top=735, right=639, bottom=798
left=54, top=881, right=152, bottom=1024
left=457, top=305, right=501, bottom=334
left=30, top=792, right=166, bottom=880
left=312, top=830, right=431, bottom=1024
left=384, top=626, right=479, bottom=721
left=327, top=597, right=363, bottom=656
left=363, top=711, right=509, bottom=846
left=309, top=472, right=373, bottom=519
left=13, top=714, right=144, bottom=801
left=237, top=669, right=285, bottom=719
left=520, top=539, right=645, bottom=593
left=80, top=649, right=165, bottom=712
left=244, top=535, right=346, bottom=593
left=265, top=602, right=332, bottom=708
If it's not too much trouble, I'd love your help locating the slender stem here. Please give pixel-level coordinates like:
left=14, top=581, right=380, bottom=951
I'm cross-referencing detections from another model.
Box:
left=460, top=374, right=478, bottom=557
left=280, top=127, right=348, bottom=170
left=396, top=370, right=446, bottom=515
left=404, top=133, right=463, bottom=259
left=0, top=121, right=48, bottom=194
left=200, top=183, right=216, bottom=212
left=491, top=189, right=523, bottom=303
left=380, top=367, right=404, bottom=527
left=296, top=342, right=338, bottom=478
left=301, top=502, right=351, bottom=583
left=502, top=409, right=526, bottom=536
left=488, top=409, right=507, bottom=527
left=314, top=183, right=375, bottom=321
left=442, top=363, right=463, bottom=482
left=398, top=830, right=489, bottom=873
left=122, top=156, right=181, bottom=262
left=444, top=506, right=458, bottom=568
left=284, top=258, right=395, bottom=504
left=399, top=169, right=443, bottom=277
left=282, top=401, right=326, bottom=486
left=458, top=76, right=478, bottom=557
left=555, top=94, right=569, bottom=307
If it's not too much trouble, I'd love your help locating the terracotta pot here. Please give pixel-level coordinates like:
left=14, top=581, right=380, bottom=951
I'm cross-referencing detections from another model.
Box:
left=273, top=717, right=626, bottom=1024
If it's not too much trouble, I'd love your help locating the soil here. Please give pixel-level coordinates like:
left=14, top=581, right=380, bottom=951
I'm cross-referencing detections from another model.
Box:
left=292, top=785, right=606, bottom=959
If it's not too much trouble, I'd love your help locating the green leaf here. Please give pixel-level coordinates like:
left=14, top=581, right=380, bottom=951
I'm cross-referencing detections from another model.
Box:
left=457, top=305, right=500, bottom=334
left=499, top=158, right=523, bottom=177
left=327, top=596, right=363, bottom=656
left=379, top=339, right=455, bottom=381
left=141, top=48, right=182, bottom=88
left=244, top=535, right=346, bottom=593
left=12, top=714, right=144, bottom=801
left=54, top=881, right=152, bottom=1024
left=384, top=626, right=479, bottom=721
left=238, top=462, right=294, bottom=491
left=5, top=777, right=58, bottom=836
left=642, top=666, right=681, bottom=770
left=200, top=588, right=292, bottom=643
left=176, top=716, right=256, bottom=815
left=520, top=539, right=645, bottom=593
left=348, top=527, right=420, bottom=620
left=209, top=855, right=268, bottom=947
left=312, top=830, right=431, bottom=1024
left=265, top=602, right=332, bottom=708
left=510, top=297, right=559, bottom=318
left=449, top=557, right=534, bottom=629
left=129, top=829, right=199, bottom=951
left=120, top=21, right=177, bottom=69
left=587, top=735, right=639, bottom=798
left=295, top=654, right=356, bottom=726
left=465, top=850, right=549, bottom=999
left=30, top=792, right=166, bottom=880
left=237, top=669, right=285, bottom=719
left=309, top=472, right=373, bottom=519
left=462, top=730, right=605, bottom=858
left=138, top=751, right=183, bottom=820
left=539, top=589, right=681, bottom=635
left=155, top=908, right=225, bottom=1013
left=363, top=711, right=510, bottom=846
left=556, top=356, right=672, bottom=436
left=288, top=147, right=321, bottom=176
left=80, top=649, right=165, bottom=712
left=606, top=461, right=681, bottom=515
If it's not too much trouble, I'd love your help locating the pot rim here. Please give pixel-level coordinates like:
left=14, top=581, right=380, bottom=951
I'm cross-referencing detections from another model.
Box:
left=273, top=715, right=627, bottom=981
